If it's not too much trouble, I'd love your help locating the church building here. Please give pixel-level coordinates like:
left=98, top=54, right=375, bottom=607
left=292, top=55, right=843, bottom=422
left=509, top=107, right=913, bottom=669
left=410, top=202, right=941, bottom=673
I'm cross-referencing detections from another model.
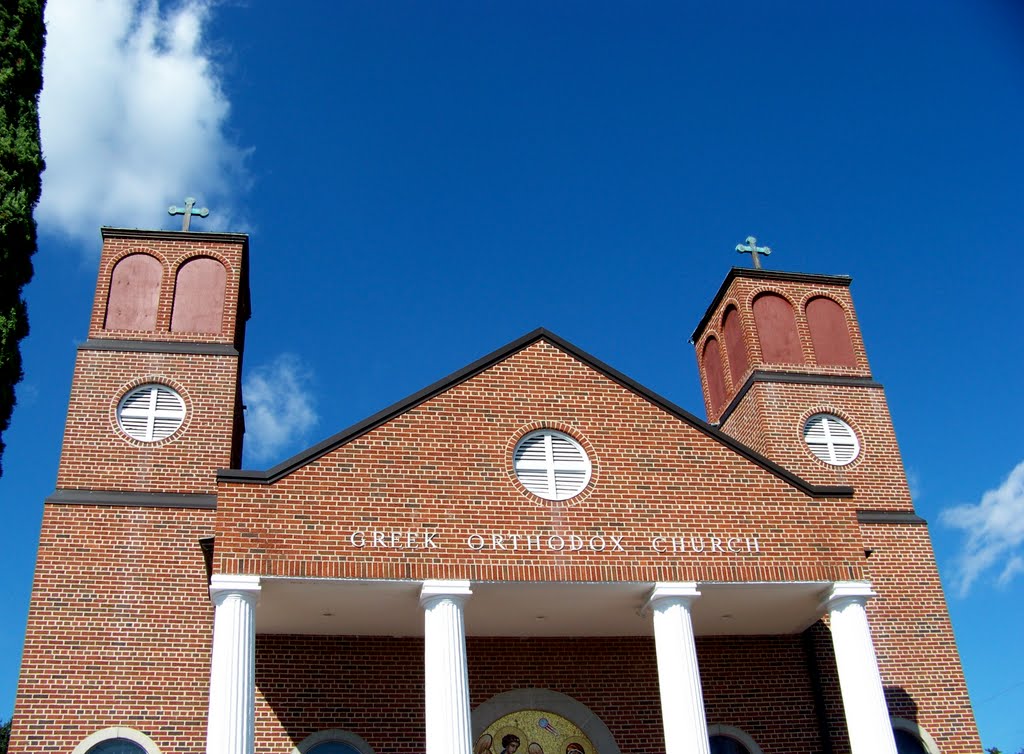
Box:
left=10, top=225, right=980, bottom=754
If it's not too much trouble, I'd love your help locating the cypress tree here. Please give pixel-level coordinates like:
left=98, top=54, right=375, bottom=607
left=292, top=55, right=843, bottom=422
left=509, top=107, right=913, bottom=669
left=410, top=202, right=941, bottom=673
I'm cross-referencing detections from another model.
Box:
left=0, top=0, right=46, bottom=477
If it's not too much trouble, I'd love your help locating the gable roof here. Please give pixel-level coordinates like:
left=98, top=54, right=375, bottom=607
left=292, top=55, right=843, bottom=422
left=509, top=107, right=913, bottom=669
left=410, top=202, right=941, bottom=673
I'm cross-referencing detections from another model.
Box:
left=217, top=328, right=853, bottom=498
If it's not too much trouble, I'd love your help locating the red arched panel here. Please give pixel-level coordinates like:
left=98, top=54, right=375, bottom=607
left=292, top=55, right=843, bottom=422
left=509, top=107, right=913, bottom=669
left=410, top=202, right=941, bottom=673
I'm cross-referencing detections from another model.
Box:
left=702, top=337, right=728, bottom=414
left=722, top=305, right=749, bottom=387
left=171, top=257, right=226, bottom=333
left=806, top=296, right=857, bottom=367
left=104, top=253, right=161, bottom=330
left=752, top=293, right=804, bottom=364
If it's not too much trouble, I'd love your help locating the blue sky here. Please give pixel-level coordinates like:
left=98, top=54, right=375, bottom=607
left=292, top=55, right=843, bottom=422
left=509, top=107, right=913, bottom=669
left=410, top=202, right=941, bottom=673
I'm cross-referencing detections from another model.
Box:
left=1, top=0, right=1022, bottom=747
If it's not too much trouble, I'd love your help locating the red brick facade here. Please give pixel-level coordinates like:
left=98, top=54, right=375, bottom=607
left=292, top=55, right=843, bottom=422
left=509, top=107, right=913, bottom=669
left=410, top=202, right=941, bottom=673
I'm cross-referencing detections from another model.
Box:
left=11, top=230, right=979, bottom=753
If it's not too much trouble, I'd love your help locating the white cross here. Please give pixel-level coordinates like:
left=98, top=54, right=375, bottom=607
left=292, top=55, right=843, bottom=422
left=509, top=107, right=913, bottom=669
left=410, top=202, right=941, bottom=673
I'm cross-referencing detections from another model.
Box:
left=119, top=385, right=186, bottom=441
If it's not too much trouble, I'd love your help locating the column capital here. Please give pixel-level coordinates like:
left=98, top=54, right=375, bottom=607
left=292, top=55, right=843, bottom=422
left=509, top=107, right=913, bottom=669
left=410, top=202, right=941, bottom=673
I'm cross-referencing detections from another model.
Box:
left=822, top=580, right=877, bottom=611
left=210, top=574, right=261, bottom=606
left=645, top=581, right=701, bottom=613
left=420, top=579, right=473, bottom=607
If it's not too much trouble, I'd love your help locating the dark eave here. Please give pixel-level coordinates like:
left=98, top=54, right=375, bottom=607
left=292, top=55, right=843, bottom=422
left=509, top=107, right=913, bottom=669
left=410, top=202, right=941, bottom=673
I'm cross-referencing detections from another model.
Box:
left=690, top=267, right=853, bottom=344
left=218, top=329, right=852, bottom=499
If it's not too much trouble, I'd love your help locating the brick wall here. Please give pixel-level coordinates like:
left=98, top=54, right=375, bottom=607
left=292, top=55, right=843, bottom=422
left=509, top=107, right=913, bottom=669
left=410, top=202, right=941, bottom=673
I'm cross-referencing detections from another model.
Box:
left=56, top=350, right=240, bottom=494
left=9, top=505, right=214, bottom=754
left=861, top=521, right=981, bottom=752
left=254, top=634, right=828, bottom=754
left=89, top=232, right=247, bottom=347
left=721, top=382, right=914, bottom=511
left=215, top=341, right=865, bottom=584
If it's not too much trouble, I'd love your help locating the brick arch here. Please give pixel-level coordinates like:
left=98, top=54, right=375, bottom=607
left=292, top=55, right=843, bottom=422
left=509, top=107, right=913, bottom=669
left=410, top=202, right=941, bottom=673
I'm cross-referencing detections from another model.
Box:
left=108, top=374, right=194, bottom=448
left=702, top=335, right=728, bottom=415
left=797, top=405, right=865, bottom=469
left=104, top=252, right=163, bottom=331
left=805, top=295, right=856, bottom=367
left=171, top=256, right=227, bottom=333
left=720, top=303, right=749, bottom=388
left=506, top=421, right=600, bottom=507
left=751, top=291, right=803, bottom=365
left=471, top=689, right=622, bottom=754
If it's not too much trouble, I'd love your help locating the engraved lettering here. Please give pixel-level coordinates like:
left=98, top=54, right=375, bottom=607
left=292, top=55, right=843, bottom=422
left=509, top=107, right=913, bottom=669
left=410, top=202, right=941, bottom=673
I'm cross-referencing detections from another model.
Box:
left=467, top=534, right=485, bottom=550
left=350, top=531, right=366, bottom=548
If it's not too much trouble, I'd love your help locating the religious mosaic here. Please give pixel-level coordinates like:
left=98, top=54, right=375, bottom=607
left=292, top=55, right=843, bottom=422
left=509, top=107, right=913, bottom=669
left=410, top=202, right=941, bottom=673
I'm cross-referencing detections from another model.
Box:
left=476, top=709, right=596, bottom=754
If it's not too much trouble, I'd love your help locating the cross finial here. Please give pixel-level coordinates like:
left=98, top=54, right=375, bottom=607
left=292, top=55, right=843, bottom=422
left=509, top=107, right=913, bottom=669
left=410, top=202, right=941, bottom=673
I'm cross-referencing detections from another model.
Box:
left=736, top=235, right=771, bottom=269
left=168, top=197, right=209, bottom=231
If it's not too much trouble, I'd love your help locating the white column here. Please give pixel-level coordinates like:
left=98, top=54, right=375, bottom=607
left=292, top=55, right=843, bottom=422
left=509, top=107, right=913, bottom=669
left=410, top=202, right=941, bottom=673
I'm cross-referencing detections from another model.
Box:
left=647, top=582, right=710, bottom=754
left=206, top=574, right=261, bottom=754
left=421, top=580, right=474, bottom=754
left=823, top=581, right=897, bottom=754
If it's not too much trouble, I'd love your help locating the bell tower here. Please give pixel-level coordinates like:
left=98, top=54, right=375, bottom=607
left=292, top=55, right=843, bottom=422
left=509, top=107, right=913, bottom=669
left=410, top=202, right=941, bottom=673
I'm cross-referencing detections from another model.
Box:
left=52, top=225, right=250, bottom=502
left=691, top=252, right=979, bottom=751
left=689, top=263, right=911, bottom=508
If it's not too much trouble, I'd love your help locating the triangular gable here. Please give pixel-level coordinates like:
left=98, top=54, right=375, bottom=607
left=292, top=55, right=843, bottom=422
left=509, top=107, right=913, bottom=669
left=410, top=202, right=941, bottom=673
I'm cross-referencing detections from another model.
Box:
left=218, top=328, right=852, bottom=498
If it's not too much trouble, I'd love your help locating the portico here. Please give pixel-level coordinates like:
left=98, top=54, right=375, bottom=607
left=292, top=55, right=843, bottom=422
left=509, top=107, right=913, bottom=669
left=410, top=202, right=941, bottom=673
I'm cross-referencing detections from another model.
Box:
left=204, top=576, right=897, bottom=754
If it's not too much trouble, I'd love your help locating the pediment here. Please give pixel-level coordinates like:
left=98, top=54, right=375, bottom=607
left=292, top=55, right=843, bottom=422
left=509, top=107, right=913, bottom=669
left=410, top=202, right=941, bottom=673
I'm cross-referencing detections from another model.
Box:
left=218, top=328, right=849, bottom=499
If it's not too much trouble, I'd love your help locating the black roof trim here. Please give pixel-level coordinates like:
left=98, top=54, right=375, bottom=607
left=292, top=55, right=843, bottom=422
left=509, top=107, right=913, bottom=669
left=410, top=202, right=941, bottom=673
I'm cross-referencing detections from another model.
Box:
left=718, top=371, right=882, bottom=425
left=81, top=338, right=239, bottom=356
left=218, top=329, right=852, bottom=499
left=101, top=226, right=250, bottom=247
left=857, top=510, right=927, bottom=525
left=46, top=489, right=216, bottom=509
left=691, top=267, right=853, bottom=343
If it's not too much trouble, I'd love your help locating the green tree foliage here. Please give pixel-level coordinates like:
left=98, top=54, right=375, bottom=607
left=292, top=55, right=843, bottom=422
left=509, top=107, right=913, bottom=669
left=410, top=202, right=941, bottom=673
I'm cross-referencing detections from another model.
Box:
left=0, top=716, right=9, bottom=754
left=0, top=0, right=46, bottom=477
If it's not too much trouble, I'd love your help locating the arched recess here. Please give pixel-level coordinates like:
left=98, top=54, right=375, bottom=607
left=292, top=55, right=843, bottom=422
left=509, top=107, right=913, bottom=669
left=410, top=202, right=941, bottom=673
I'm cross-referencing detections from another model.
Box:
left=105, top=253, right=162, bottom=330
left=702, top=337, right=728, bottom=414
left=721, top=305, right=749, bottom=387
left=171, top=256, right=226, bottom=333
left=707, top=724, right=764, bottom=754
left=891, top=718, right=941, bottom=754
left=292, top=728, right=376, bottom=754
left=752, top=292, right=803, bottom=364
left=72, top=726, right=162, bottom=754
left=471, top=689, right=622, bottom=754
left=806, top=296, right=857, bottom=367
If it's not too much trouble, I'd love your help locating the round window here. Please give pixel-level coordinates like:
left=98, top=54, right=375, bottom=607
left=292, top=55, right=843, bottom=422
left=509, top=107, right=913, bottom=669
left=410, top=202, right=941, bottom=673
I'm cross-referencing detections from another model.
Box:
left=513, top=430, right=592, bottom=501
left=117, top=384, right=186, bottom=442
left=803, top=413, right=859, bottom=466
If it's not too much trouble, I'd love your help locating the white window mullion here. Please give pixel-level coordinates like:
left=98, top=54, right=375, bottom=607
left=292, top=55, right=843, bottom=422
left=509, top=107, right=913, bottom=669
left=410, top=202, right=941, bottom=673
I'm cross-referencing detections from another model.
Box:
left=513, top=430, right=592, bottom=501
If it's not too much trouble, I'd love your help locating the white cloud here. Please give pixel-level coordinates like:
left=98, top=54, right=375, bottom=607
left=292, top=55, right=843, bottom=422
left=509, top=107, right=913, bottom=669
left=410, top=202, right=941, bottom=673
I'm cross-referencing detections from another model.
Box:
left=906, top=467, right=922, bottom=502
left=242, top=355, right=319, bottom=465
left=941, top=460, right=1024, bottom=596
left=38, top=0, right=249, bottom=243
